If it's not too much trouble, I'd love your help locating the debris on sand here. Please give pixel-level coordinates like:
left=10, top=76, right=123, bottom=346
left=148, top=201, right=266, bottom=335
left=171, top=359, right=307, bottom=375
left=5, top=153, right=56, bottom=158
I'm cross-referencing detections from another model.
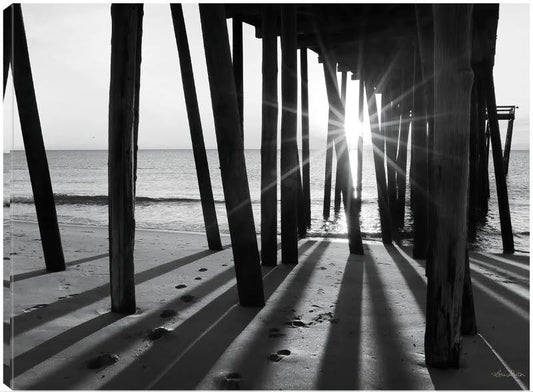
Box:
left=86, top=353, right=119, bottom=370
left=198, top=267, right=208, bottom=272
left=175, top=284, right=187, bottom=289
left=145, top=327, right=171, bottom=341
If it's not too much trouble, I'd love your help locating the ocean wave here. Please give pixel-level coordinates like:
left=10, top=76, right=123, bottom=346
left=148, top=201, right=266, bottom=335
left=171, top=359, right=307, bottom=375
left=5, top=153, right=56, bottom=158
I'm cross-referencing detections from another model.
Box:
left=7, top=194, right=229, bottom=206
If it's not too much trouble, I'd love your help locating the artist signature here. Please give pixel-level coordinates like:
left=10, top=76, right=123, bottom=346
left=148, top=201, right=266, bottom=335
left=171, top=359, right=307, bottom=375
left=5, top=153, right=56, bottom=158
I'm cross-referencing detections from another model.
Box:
left=491, top=369, right=526, bottom=378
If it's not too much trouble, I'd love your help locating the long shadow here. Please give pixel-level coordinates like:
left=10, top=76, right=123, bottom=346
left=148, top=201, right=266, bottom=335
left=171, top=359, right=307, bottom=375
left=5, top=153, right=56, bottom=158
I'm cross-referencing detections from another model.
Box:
left=13, top=247, right=229, bottom=336
left=22, top=241, right=315, bottom=390
left=108, top=258, right=311, bottom=389
left=12, top=312, right=125, bottom=377
left=215, top=240, right=332, bottom=390
left=400, top=246, right=529, bottom=389
left=122, top=240, right=317, bottom=390
left=470, top=256, right=529, bottom=284
left=316, top=252, right=365, bottom=389
left=385, top=245, right=427, bottom=315
left=364, top=248, right=421, bottom=389
left=11, top=253, right=110, bottom=283
left=22, top=266, right=237, bottom=390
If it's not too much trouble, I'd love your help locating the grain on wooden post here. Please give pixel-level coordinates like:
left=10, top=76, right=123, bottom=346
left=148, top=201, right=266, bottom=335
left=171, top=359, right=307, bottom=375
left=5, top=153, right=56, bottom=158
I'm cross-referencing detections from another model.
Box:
left=468, top=73, right=480, bottom=238
left=474, top=70, right=489, bottom=217
left=395, top=68, right=410, bottom=228
left=364, top=66, right=393, bottom=244
left=482, top=69, right=514, bottom=253
left=280, top=4, right=299, bottom=264
left=333, top=70, right=348, bottom=214
left=410, top=45, right=429, bottom=259
left=11, top=4, right=65, bottom=272
left=199, top=5, right=265, bottom=306
left=425, top=4, right=473, bottom=367
left=323, top=60, right=364, bottom=254
left=260, top=4, right=278, bottom=266
left=461, top=249, right=477, bottom=335
left=415, top=4, right=435, bottom=265
left=4, top=6, right=12, bottom=98
left=108, top=4, right=143, bottom=314
left=300, top=48, right=311, bottom=228
left=233, top=16, right=244, bottom=133
left=170, top=4, right=222, bottom=251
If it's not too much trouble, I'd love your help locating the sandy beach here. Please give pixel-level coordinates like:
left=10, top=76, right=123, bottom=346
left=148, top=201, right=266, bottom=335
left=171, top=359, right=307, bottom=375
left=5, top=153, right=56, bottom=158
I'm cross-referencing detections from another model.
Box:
left=3, top=221, right=529, bottom=389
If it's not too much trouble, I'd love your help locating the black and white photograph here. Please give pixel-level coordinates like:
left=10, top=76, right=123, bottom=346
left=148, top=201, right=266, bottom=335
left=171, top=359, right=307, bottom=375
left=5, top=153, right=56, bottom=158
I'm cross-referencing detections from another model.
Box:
left=2, top=2, right=530, bottom=390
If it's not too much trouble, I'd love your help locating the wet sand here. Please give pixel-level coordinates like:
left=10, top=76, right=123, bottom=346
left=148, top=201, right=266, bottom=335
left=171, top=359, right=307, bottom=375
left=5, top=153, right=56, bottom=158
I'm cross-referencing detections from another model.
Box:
left=3, top=221, right=529, bottom=389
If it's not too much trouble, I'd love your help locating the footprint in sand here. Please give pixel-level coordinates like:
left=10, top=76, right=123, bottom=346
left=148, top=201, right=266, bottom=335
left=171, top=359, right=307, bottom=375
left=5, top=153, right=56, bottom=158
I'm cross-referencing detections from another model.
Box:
left=159, top=309, right=177, bottom=318
left=86, top=353, right=119, bottom=370
left=194, top=277, right=202, bottom=281
left=198, top=268, right=208, bottom=272
left=175, top=284, right=187, bottom=289
left=23, top=304, right=48, bottom=312
left=145, top=327, right=171, bottom=341
left=180, top=294, right=195, bottom=303
left=223, top=372, right=241, bottom=389
left=268, top=349, right=291, bottom=362
left=268, top=327, right=286, bottom=338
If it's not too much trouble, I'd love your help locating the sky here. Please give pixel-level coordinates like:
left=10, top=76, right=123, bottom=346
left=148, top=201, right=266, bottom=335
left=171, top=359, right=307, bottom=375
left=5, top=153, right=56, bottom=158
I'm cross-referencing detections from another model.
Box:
left=3, top=3, right=530, bottom=151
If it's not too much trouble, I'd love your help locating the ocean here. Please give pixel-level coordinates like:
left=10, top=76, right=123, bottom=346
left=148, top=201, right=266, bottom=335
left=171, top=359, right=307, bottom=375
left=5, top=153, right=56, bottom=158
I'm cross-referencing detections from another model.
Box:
left=3, top=148, right=529, bottom=254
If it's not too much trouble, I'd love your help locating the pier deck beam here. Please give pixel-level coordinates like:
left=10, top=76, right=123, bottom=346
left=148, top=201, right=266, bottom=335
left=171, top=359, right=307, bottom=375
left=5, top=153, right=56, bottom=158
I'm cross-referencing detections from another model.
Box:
left=260, top=5, right=278, bottom=266
left=425, top=4, right=473, bottom=367
left=12, top=4, right=65, bottom=272
left=200, top=4, right=265, bottom=306
left=170, top=4, right=222, bottom=251
left=108, top=4, right=143, bottom=314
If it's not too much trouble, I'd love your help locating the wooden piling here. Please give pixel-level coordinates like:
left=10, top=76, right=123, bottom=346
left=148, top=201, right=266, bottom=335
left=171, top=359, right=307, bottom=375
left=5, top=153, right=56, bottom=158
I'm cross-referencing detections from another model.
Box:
left=323, top=60, right=364, bottom=254
left=280, top=4, right=299, bottom=264
left=11, top=4, right=65, bottom=272
left=382, top=83, right=398, bottom=227
left=395, top=69, right=410, bottom=228
left=461, top=249, right=477, bottom=335
left=260, top=4, right=278, bottom=266
left=323, top=106, right=334, bottom=219
left=364, top=70, right=393, bottom=244
left=356, top=78, right=364, bottom=201
left=199, top=4, right=265, bottom=305
left=170, top=4, right=222, bottom=251
left=108, top=4, right=143, bottom=313
left=233, top=16, right=244, bottom=132
left=503, top=107, right=515, bottom=175
left=410, top=46, right=429, bottom=259
left=425, top=4, right=473, bottom=367
left=300, top=48, right=311, bottom=228
left=4, top=6, right=12, bottom=98
left=333, top=71, right=348, bottom=214
left=482, top=68, right=514, bottom=253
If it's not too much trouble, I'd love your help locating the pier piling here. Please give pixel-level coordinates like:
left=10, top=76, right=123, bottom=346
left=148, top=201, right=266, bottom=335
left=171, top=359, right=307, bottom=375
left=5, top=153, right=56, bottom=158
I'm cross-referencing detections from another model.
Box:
left=200, top=4, right=265, bottom=306
left=108, top=4, right=143, bottom=314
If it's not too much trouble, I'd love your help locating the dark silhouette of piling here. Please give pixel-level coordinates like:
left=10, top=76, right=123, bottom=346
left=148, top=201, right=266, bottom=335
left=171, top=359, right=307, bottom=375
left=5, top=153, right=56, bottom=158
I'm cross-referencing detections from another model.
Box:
left=108, top=4, right=143, bottom=314
left=232, top=16, right=244, bottom=133
left=199, top=4, right=265, bottom=306
left=11, top=4, right=65, bottom=272
left=280, top=4, right=299, bottom=264
left=333, top=70, right=348, bottom=215
left=170, top=4, right=222, bottom=251
left=260, top=5, right=278, bottom=266
left=425, top=4, right=473, bottom=368
left=300, top=48, right=311, bottom=228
